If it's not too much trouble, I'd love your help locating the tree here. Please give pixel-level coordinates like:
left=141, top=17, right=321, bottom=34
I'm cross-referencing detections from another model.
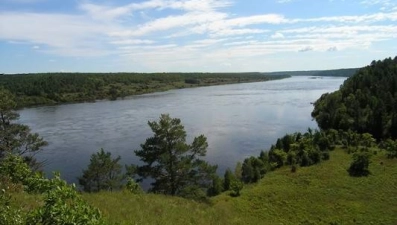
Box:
left=0, top=87, right=47, bottom=168
left=134, top=114, right=217, bottom=196
left=206, top=176, right=223, bottom=197
left=223, top=169, right=234, bottom=191
left=241, top=156, right=266, bottom=183
left=382, top=139, right=397, bottom=159
left=78, top=148, right=124, bottom=192
left=348, top=152, right=371, bottom=177
left=230, top=179, right=243, bottom=197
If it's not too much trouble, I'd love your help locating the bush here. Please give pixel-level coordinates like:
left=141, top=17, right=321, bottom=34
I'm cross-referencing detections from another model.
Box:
left=348, top=152, right=371, bottom=177
left=126, top=178, right=142, bottom=194
left=230, top=180, right=243, bottom=197
left=27, top=173, right=105, bottom=225
left=1, top=155, right=105, bottom=224
left=0, top=189, right=25, bottom=225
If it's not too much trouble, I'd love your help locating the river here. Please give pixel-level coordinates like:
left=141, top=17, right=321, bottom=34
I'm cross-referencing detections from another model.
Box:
left=17, top=76, right=346, bottom=184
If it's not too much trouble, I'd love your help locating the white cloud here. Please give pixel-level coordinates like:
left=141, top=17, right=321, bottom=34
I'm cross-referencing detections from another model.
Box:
left=1, top=0, right=397, bottom=70
left=110, top=39, right=155, bottom=45
left=271, top=32, right=285, bottom=39
left=79, top=0, right=232, bottom=21
left=32, top=45, right=40, bottom=49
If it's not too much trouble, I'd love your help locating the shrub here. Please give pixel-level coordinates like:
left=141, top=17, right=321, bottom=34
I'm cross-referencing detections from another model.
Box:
left=348, top=152, right=371, bottom=177
left=27, top=173, right=105, bottom=225
left=230, top=180, right=243, bottom=197
left=126, top=178, right=142, bottom=194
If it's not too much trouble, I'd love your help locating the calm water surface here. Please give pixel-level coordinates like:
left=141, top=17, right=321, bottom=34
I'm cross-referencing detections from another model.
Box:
left=18, top=76, right=346, bottom=184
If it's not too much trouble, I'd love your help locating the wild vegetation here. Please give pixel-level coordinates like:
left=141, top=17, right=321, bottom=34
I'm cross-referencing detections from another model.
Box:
left=0, top=72, right=288, bottom=108
left=3, top=147, right=397, bottom=224
left=1, top=56, right=397, bottom=224
left=312, top=56, right=397, bottom=140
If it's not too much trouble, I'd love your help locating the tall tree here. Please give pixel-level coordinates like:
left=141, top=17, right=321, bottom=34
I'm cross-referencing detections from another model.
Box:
left=78, top=148, right=124, bottom=192
left=0, top=87, right=47, bottom=168
left=134, top=114, right=217, bottom=196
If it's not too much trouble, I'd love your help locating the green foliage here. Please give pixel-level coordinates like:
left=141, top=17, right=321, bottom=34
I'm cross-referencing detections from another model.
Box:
left=312, top=56, right=397, bottom=140
left=78, top=148, right=124, bottom=192
left=0, top=188, right=25, bottom=225
left=223, top=169, right=234, bottom=191
left=133, top=114, right=217, bottom=197
left=0, top=154, right=50, bottom=194
left=7, top=148, right=397, bottom=224
left=230, top=179, right=244, bottom=197
left=0, top=73, right=287, bottom=108
left=126, top=178, right=142, bottom=194
left=241, top=156, right=267, bottom=183
left=234, top=161, right=243, bottom=180
left=0, top=87, right=47, bottom=167
left=382, top=139, right=397, bottom=158
left=1, top=154, right=105, bottom=224
left=348, top=152, right=371, bottom=177
left=236, top=129, right=340, bottom=186
left=27, top=173, right=105, bottom=225
left=268, top=149, right=287, bottom=169
left=207, top=176, right=223, bottom=197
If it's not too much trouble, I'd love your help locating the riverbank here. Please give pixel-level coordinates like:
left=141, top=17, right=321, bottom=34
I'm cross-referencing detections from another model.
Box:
left=12, top=147, right=397, bottom=224
left=0, top=73, right=290, bottom=108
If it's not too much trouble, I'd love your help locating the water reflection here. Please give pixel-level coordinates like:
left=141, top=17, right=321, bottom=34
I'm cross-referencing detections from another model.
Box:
left=18, top=76, right=346, bottom=184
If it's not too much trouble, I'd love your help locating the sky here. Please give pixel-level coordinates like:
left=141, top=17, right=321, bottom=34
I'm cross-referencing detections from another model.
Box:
left=0, top=0, right=396, bottom=73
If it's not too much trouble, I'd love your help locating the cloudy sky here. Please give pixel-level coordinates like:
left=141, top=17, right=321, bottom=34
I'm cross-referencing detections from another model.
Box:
left=1, top=0, right=396, bottom=73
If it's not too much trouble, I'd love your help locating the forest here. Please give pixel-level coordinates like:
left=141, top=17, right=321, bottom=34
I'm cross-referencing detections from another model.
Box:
left=0, top=72, right=288, bottom=108
left=1, top=56, right=397, bottom=224
left=312, top=56, right=397, bottom=140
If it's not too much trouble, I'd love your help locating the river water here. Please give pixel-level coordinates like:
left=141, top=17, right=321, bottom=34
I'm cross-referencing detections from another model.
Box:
left=17, top=76, right=346, bottom=184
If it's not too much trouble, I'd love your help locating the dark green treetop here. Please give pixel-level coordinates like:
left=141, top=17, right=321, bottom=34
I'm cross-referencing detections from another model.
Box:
left=78, top=148, right=124, bottom=192
left=134, top=114, right=217, bottom=196
left=0, top=87, right=47, bottom=168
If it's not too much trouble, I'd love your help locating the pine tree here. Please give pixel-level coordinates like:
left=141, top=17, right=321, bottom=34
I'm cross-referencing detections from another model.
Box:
left=134, top=114, right=217, bottom=196
left=78, top=148, right=124, bottom=192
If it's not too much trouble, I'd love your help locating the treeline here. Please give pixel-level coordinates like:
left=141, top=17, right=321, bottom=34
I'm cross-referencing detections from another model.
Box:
left=0, top=72, right=288, bottom=108
left=312, top=56, right=397, bottom=140
left=263, top=68, right=358, bottom=77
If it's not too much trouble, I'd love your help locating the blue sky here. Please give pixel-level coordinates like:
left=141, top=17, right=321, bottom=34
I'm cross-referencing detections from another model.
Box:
left=1, top=0, right=396, bottom=73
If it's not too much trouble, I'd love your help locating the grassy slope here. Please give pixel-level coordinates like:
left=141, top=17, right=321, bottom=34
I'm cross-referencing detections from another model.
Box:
left=13, top=149, right=397, bottom=224
left=212, top=149, right=397, bottom=225
left=80, top=149, right=397, bottom=225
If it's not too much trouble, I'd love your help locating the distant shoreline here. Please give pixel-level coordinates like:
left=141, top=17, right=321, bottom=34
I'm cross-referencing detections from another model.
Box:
left=1, top=73, right=290, bottom=109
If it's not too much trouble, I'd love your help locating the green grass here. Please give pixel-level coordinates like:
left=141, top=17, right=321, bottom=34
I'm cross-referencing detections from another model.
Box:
left=82, top=192, right=231, bottom=225
left=211, top=149, right=397, bottom=224
left=12, top=148, right=397, bottom=224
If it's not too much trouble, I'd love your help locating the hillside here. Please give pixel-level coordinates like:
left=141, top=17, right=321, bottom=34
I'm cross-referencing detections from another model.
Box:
left=77, top=148, right=396, bottom=224
left=312, top=56, right=397, bottom=140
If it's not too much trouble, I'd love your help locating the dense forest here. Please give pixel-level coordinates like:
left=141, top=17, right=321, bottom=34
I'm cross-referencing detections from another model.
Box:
left=312, top=56, right=397, bottom=140
left=0, top=72, right=288, bottom=108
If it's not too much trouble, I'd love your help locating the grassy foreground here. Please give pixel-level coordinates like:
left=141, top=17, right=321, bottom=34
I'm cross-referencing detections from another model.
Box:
left=12, top=148, right=397, bottom=224
left=80, top=149, right=397, bottom=225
